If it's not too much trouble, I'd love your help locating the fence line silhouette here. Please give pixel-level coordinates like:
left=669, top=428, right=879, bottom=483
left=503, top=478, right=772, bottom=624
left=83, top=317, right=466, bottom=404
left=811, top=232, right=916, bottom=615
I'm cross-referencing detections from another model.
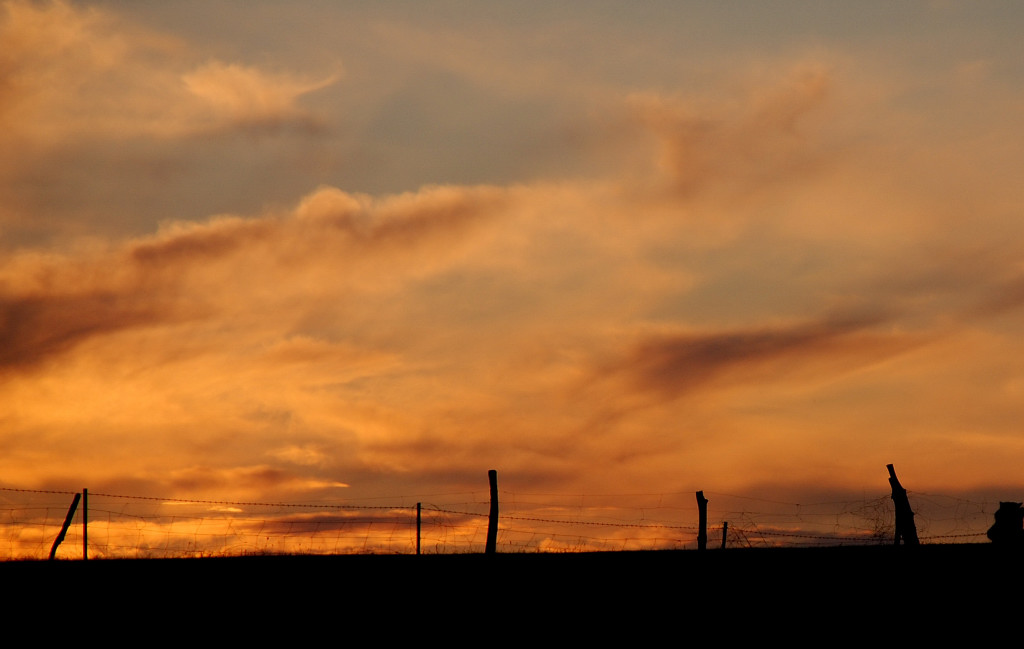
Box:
left=0, top=485, right=995, bottom=560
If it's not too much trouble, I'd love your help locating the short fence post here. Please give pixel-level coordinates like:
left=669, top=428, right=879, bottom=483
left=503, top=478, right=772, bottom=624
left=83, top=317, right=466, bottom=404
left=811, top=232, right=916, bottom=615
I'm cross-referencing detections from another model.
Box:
left=485, top=469, right=498, bottom=555
left=696, top=490, right=708, bottom=551
left=416, top=502, right=422, bottom=555
left=721, top=521, right=728, bottom=549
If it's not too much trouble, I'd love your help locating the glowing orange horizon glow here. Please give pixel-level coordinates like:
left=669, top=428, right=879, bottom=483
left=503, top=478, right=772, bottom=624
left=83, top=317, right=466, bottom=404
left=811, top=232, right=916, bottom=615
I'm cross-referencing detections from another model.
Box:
left=1, top=485, right=992, bottom=559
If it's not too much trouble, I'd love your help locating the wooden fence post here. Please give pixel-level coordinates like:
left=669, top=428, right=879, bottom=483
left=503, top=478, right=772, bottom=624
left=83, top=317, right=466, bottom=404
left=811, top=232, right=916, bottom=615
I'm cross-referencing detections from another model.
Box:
left=485, top=470, right=498, bottom=554
left=82, top=488, right=88, bottom=560
left=887, top=464, right=919, bottom=546
left=696, top=490, right=708, bottom=551
left=721, top=521, right=728, bottom=549
left=48, top=492, right=81, bottom=560
left=416, top=502, right=422, bottom=555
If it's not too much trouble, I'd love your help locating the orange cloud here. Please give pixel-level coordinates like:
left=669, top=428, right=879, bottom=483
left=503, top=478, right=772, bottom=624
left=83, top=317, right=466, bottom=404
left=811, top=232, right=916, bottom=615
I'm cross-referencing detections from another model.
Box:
left=0, top=1, right=337, bottom=142
left=2, top=2, right=1024, bottom=521
left=627, top=63, right=833, bottom=200
left=183, top=61, right=338, bottom=133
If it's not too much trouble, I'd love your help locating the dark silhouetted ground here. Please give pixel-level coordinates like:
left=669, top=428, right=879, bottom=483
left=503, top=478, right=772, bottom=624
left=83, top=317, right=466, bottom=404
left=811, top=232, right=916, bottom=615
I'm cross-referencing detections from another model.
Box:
left=5, top=545, right=1014, bottom=640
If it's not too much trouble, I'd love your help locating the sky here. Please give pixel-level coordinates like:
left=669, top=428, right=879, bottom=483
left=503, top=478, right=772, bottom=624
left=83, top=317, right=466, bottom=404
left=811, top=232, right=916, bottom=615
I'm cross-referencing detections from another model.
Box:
left=3, top=1, right=1024, bottom=547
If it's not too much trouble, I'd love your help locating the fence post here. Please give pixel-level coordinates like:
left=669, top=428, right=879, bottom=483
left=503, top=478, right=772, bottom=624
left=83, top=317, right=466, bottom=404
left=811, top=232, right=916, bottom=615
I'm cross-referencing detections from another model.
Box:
left=721, top=521, right=728, bottom=549
left=886, top=464, right=919, bottom=546
left=48, top=492, right=82, bottom=560
left=416, top=502, right=422, bottom=555
left=485, top=469, right=498, bottom=555
left=82, top=488, right=88, bottom=560
left=696, top=490, right=708, bottom=551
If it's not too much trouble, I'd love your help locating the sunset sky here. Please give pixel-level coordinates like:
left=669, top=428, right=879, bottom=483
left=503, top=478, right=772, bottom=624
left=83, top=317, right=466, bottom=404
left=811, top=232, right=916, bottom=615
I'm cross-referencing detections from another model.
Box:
left=3, top=0, right=1024, bottom=529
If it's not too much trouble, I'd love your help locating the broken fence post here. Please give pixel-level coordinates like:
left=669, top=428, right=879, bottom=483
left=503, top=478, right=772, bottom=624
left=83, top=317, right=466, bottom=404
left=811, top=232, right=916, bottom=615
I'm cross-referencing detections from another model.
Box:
left=696, top=490, right=709, bottom=551
left=49, top=492, right=81, bottom=560
left=886, top=464, right=919, bottom=546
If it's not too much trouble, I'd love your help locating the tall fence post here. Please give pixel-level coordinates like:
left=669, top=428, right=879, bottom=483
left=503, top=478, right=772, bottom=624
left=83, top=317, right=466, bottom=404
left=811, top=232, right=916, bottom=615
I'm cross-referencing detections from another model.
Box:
left=696, top=490, right=708, bottom=551
left=416, top=502, right=422, bottom=555
left=82, top=488, right=88, bottom=560
left=48, top=492, right=82, bottom=560
left=721, top=521, right=728, bottom=549
left=887, top=464, right=919, bottom=546
left=485, top=469, right=498, bottom=555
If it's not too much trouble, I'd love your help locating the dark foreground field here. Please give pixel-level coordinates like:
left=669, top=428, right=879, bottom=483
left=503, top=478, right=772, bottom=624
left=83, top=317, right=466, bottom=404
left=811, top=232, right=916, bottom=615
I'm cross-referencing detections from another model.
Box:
left=5, top=544, right=1016, bottom=638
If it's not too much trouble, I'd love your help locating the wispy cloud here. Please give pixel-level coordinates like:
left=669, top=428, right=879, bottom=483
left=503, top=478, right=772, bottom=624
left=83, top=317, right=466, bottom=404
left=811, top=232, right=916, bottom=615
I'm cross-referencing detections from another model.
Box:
left=183, top=60, right=338, bottom=133
left=627, top=63, right=833, bottom=199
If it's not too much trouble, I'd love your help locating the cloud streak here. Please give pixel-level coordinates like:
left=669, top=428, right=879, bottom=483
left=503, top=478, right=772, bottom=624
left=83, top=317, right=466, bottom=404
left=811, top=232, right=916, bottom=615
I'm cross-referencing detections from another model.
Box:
left=0, top=292, right=164, bottom=373
left=0, top=182, right=508, bottom=377
left=596, top=313, right=906, bottom=403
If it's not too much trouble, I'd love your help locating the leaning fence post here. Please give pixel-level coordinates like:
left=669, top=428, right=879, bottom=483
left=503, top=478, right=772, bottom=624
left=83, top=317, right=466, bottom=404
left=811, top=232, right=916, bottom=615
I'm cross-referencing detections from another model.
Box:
left=485, top=469, right=498, bottom=555
left=82, top=488, right=88, bottom=560
left=887, top=464, right=919, bottom=546
left=416, top=502, right=422, bottom=555
left=696, top=490, right=708, bottom=551
left=48, top=492, right=82, bottom=560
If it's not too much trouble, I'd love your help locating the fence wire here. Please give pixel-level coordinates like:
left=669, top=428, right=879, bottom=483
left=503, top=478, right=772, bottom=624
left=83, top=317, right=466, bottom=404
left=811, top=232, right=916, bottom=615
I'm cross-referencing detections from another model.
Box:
left=0, top=486, right=996, bottom=560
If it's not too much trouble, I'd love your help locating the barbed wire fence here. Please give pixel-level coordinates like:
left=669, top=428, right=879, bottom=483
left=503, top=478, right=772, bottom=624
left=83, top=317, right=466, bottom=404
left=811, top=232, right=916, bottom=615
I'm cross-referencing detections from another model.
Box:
left=0, top=485, right=997, bottom=560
